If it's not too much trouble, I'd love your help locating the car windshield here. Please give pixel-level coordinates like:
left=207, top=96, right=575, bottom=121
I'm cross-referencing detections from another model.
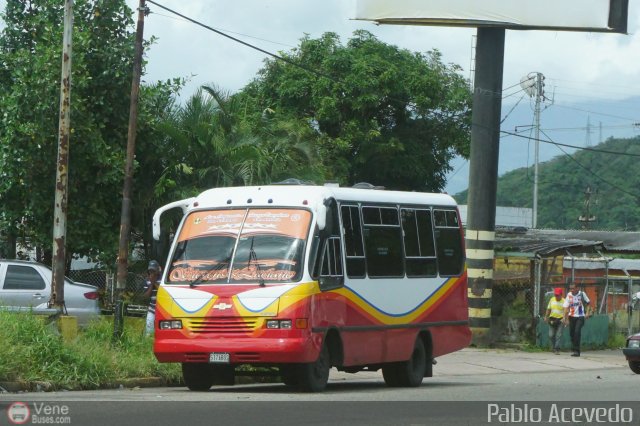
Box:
left=167, top=208, right=311, bottom=284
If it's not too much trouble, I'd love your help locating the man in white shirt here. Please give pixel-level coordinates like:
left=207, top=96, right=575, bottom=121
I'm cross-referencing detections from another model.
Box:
left=562, top=282, right=591, bottom=357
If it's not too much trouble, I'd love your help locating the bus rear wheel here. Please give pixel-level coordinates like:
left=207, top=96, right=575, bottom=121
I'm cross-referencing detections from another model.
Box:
left=296, top=344, right=331, bottom=392
left=629, top=360, right=640, bottom=374
left=182, top=363, right=214, bottom=391
left=382, top=338, right=426, bottom=387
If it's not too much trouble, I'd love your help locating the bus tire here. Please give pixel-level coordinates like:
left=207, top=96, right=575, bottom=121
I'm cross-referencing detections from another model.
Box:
left=629, top=361, right=640, bottom=374
left=382, top=364, right=402, bottom=387
left=297, top=343, right=331, bottom=392
left=182, top=363, right=214, bottom=391
left=383, top=338, right=426, bottom=388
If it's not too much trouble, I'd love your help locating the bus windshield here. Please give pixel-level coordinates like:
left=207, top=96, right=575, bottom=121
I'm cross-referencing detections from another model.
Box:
left=166, top=208, right=311, bottom=285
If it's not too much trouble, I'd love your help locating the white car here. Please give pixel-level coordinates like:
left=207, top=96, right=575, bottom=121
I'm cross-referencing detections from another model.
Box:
left=0, top=259, right=101, bottom=326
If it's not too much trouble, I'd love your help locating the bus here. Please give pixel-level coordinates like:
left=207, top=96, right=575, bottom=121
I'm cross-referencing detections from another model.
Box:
left=152, top=182, right=470, bottom=392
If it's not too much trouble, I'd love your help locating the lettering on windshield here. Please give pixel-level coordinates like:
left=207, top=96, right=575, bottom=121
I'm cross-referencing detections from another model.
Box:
left=170, top=265, right=297, bottom=283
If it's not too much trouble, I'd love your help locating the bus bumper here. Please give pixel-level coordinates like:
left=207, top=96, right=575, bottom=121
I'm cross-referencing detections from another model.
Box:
left=154, top=335, right=321, bottom=364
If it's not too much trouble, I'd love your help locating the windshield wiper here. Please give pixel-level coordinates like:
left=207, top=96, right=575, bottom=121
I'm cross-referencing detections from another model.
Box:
left=189, top=261, right=228, bottom=288
left=248, top=236, right=265, bottom=287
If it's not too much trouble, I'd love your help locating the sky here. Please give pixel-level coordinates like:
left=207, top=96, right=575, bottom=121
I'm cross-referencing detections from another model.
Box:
left=2, top=0, right=640, bottom=195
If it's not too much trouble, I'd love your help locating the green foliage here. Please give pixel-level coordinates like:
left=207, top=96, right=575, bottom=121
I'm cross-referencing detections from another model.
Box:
left=239, top=30, right=472, bottom=191
left=455, top=136, right=640, bottom=231
left=0, top=310, right=180, bottom=389
left=0, top=1, right=184, bottom=265
left=0, top=0, right=137, bottom=264
left=608, top=329, right=627, bottom=349
left=0, top=10, right=473, bottom=266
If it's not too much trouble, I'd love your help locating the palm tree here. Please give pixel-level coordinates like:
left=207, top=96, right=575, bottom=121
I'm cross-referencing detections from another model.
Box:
left=155, top=85, right=265, bottom=198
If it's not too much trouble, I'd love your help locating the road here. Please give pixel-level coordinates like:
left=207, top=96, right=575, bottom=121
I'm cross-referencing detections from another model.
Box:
left=1, top=349, right=639, bottom=425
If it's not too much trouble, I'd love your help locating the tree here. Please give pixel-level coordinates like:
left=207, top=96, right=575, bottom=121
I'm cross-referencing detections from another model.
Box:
left=153, top=85, right=264, bottom=199
left=0, top=0, right=137, bottom=265
left=240, top=30, right=472, bottom=191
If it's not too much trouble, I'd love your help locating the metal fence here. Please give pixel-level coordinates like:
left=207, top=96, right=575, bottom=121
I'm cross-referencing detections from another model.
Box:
left=68, top=269, right=148, bottom=316
left=491, top=269, right=640, bottom=342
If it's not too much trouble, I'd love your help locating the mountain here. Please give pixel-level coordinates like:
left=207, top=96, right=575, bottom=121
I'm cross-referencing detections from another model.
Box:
left=454, top=136, right=640, bottom=231
left=444, top=96, right=640, bottom=195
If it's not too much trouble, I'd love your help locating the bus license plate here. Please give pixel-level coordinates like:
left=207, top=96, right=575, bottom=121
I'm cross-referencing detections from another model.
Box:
left=209, top=352, right=230, bottom=363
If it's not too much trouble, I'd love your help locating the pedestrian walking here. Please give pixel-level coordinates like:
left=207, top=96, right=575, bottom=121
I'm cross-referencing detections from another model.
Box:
left=144, top=260, right=162, bottom=336
left=544, top=287, right=565, bottom=354
left=563, top=282, right=591, bottom=357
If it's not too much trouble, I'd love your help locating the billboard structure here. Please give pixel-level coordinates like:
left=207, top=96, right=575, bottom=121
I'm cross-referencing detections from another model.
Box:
left=355, top=0, right=628, bottom=345
left=356, top=0, right=628, bottom=33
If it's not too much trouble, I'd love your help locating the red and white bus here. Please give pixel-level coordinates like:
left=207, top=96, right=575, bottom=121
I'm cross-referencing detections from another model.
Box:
left=152, top=182, right=470, bottom=392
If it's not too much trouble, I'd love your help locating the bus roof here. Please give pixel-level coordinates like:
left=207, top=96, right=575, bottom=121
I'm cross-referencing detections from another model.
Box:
left=152, top=184, right=458, bottom=240
left=192, top=184, right=458, bottom=209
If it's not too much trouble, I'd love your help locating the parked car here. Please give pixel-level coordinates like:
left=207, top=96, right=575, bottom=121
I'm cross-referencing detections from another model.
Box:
left=0, top=259, right=101, bottom=326
left=623, top=332, right=640, bottom=374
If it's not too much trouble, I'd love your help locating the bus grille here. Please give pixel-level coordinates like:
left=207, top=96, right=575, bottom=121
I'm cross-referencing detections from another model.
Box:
left=186, top=317, right=259, bottom=334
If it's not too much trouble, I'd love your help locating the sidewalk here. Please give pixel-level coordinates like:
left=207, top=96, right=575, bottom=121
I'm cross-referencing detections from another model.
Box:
left=432, top=347, right=627, bottom=376
left=329, top=348, right=627, bottom=382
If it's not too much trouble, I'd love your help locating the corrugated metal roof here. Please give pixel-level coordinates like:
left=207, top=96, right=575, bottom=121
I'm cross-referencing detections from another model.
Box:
left=533, top=229, right=640, bottom=253
left=494, top=228, right=640, bottom=256
left=562, top=257, right=640, bottom=271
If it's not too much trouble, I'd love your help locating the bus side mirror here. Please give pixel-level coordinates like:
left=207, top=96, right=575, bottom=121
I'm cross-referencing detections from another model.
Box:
left=316, top=203, right=327, bottom=231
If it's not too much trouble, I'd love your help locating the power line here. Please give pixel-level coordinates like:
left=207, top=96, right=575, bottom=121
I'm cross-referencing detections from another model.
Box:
left=541, top=123, right=638, bottom=132
left=146, top=0, right=471, bottom=125
left=538, top=129, right=640, bottom=199
left=500, top=95, right=525, bottom=124
left=553, top=103, right=638, bottom=122
left=146, top=0, right=338, bottom=84
left=548, top=77, right=640, bottom=93
left=501, top=130, right=640, bottom=157
left=150, top=11, right=296, bottom=48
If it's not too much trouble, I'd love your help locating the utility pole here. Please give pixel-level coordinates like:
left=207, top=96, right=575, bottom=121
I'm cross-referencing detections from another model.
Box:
left=585, top=115, right=592, bottom=147
left=599, top=121, right=603, bottom=144
left=520, top=72, right=546, bottom=229
left=114, top=0, right=147, bottom=341
left=50, top=0, right=74, bottom=312
left=465, top=27, right=505, bottom=345
left=578, top=185, right=597, bottom=229
left=532, top=72, right=544, bottom=229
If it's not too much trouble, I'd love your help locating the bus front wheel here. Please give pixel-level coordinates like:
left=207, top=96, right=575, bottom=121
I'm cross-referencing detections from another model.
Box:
left=382, top=338, right=426, bottom=387
left=296, top=344, right=331, bottom=392
left=182, top=363, right=214, bottom=391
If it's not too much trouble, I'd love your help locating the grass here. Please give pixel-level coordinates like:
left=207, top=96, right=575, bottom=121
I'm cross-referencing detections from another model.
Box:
left=608, top=330, right=628, bottom=349
left=0, top=310, right=181, bottom=390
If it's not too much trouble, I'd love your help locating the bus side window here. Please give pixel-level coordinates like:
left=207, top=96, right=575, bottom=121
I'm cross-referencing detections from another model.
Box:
left=362, top=206, right=403, bottom=278
left=401, top=208, right=437, bottom=277
left=340, top=205, right=366, bottom=278
left=318, top=236, right=344, bottom=291
left=434, top=209, right=464, bottom=276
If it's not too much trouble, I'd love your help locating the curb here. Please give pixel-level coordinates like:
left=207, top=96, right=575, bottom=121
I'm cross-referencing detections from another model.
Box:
left=1, top=375, right=283, bottom=393
left=0, top=378, right=179, bottom=393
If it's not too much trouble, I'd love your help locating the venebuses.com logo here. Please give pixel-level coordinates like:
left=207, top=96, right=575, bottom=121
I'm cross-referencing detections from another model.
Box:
left=6, top=402, right=30, bottom=425
left=6, top=401, right=71, bottom=424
